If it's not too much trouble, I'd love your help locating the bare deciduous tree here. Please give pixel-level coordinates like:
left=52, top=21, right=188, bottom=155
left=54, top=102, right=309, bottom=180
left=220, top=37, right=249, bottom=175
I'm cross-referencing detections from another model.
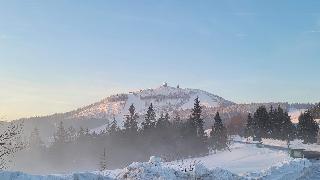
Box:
left=0, top=122, right=24, bottom=169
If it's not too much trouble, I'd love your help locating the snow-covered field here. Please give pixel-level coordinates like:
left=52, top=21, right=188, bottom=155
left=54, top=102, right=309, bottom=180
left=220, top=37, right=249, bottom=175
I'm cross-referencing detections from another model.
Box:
left=0, top=140, right=314, bottom=180
left=235, top=136, right=320, bottom=152
left=169, top=143, right=291, bottom=175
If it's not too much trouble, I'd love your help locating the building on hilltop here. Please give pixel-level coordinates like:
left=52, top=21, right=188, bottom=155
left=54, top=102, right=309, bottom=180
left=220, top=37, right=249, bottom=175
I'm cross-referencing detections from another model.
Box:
left=162, top=82, right=168, bottom=87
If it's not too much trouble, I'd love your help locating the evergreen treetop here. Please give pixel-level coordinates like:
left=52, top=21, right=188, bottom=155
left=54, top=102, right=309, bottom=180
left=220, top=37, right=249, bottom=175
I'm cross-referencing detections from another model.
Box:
left=191, top=97, right=205, bottom=138
left=143, top=103, right=156, bottom=130
left=124, top=104, right=139, bottom=134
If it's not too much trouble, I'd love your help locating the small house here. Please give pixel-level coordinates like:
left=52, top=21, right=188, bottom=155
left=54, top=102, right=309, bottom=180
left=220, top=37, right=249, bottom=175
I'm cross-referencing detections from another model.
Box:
left=289, top=149, right=305, bottom=158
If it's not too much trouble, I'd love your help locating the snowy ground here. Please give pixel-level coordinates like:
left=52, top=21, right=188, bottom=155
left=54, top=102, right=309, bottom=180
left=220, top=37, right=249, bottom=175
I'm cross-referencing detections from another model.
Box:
left=167, top=142, right=292, bottom=175
left=0, top=140, right=314, bottom=179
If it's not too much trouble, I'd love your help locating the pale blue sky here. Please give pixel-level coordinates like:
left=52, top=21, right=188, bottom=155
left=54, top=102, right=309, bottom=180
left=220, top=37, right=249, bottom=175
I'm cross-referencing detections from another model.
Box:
left=1, top=0, right=320, bottom=120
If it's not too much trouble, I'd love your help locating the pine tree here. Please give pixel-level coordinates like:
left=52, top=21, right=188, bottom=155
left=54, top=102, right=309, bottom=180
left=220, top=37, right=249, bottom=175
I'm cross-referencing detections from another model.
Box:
left=297, top=111, right=319, bottom=144
left=99, top=148, right=108, bottom=171
left=244, top=113, right=254, bottom=138
left=253, top=106, right=270, bottom=138
left=109, top=118, right=119, bottom=136
left=156, top=113, right=171, bottom=129
left=54, top=121, right=67, bottom=144
left=123, top=104, right=139, bottom=134
left=277, top=106, right=294, bottom=141
left=191, top=97, right=205, bottom=139
left=249, top=105, right=294, bottom=141
left=142, top=103, right=156, bottom=130
left=268, top=106, right=278, bottom=138
left=210, top=112, right=229, bottom=151
left=309, top=103, right=320, bottom=119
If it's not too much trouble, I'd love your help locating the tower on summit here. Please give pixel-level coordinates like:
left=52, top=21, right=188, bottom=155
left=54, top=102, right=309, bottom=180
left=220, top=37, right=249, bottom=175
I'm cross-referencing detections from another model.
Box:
left=162, top=82, right=168, bottom=87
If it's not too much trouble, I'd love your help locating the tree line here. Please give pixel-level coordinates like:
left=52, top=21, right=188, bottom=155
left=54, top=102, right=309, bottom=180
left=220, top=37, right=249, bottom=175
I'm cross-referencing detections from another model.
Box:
left=20, top=101, right=320, bottom=172
left=20, top=97, right=229, bottom=172
left=244, top=105, right=319, bottom=144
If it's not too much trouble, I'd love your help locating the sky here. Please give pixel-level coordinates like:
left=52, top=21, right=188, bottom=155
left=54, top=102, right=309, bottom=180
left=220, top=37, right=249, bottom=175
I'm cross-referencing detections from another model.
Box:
left=1, top=0, right=320, bottom=120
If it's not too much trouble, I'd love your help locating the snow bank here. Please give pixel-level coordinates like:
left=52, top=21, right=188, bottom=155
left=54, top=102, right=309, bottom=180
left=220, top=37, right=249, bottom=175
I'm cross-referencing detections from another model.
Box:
left=117, top=156, right=241, bottom=180
left=0, top=154, right=312, bottom=180
left=0, top=156, right=241, bottom=180
left=0, top=171, right=114, bottom=180
left=244, top=158, right=311, bottom=180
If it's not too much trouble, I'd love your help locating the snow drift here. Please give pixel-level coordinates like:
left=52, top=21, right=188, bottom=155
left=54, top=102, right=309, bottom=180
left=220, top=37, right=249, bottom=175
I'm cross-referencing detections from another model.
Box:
left=0, top=155, right=312, bottom=180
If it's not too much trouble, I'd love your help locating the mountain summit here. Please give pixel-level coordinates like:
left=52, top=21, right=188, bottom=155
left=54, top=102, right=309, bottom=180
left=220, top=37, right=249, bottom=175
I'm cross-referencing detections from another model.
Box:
left=72, top=84, right=234, bottom=125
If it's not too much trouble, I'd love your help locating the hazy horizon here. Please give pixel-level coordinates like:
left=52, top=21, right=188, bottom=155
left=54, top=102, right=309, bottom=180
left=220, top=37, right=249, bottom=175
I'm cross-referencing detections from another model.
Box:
left=1, top=83, right=318, bottom=121
left=1, top=0, right=320, bottom=120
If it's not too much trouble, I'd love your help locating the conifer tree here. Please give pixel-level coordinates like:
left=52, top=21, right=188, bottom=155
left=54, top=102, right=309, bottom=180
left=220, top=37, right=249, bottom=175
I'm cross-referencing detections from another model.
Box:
left=109, top=118, right=119, bottom=136
left=297, top=111, right=319, bottom=143
left=156, top=113, right=170, bottom=129
left=309, top=103, right=320, bottom=119
left=142, top=103, right=156, bottom=130
left=268, top=106, right=278, bottom=138
left=124, top=104, right=139, bottom=134
left=253, top=106, right=270, bottom=138
left=54, top=121, right=67, bottom=144
left=277, top=106, right=294, bottom=141
left=244, top=113, right=255, bottom=138
left=210, top=112, right=229, bottom=151
left=191, top=97, right=205, bottom=139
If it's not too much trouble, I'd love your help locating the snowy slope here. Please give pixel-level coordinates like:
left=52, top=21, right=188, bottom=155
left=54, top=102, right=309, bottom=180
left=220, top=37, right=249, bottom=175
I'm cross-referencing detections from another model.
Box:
left=71, top=84, right=234, bottom=132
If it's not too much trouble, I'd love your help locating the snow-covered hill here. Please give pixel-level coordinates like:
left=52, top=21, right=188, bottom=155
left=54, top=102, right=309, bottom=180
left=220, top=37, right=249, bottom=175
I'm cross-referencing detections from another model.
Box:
left=13, top=84, right=312, bottom=140
left=12, top=84, right=234, bottom=140
left=73, top=84, right=234, bottom=127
